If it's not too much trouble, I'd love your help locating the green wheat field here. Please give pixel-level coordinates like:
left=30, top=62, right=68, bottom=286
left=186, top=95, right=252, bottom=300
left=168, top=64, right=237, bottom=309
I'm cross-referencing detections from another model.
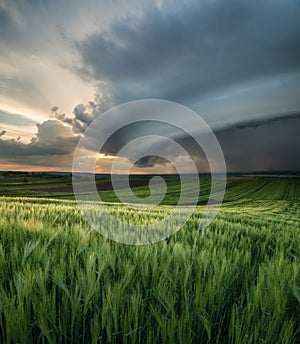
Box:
left=0, top=172, right=300, bottom=343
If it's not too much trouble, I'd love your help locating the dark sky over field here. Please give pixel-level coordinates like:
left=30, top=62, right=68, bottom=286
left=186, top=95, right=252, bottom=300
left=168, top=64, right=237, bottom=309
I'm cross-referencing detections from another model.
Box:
left=0, top=0, right=299, bottom=172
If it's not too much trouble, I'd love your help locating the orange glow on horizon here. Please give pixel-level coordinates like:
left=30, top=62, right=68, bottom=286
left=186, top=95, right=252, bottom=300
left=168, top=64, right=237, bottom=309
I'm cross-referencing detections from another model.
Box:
left=0, top=163, right=158, bottom=175
left=0, top=163, right=69, bottom=172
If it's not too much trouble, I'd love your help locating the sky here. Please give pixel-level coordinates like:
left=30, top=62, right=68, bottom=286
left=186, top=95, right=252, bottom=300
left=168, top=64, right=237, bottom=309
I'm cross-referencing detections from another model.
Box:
left=0, top=0, right=300, bottom=173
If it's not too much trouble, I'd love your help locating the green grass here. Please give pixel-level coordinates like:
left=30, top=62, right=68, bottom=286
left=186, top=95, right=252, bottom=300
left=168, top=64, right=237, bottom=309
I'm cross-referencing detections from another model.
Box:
left=0, top=174, right=300, bottom=343
left=1, top=172, right=299, bottom=204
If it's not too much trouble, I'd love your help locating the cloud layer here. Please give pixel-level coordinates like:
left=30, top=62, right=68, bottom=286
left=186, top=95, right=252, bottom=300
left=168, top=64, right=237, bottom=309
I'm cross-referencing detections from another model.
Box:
left=77, top=0, right=300, bottom=120
left=0, top=0, right=300, bottom=172
left=0, top=120, right=78, bottom=169
left=1, top=112, right=299, bottom=172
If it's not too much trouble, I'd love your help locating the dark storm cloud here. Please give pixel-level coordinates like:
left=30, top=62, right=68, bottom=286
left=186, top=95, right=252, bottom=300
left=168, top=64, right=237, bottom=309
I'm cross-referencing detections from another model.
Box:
left=176, top=114, right=300, bottom=172
left=96, top=113, right=300, bottom=172
left=221, top=112, right=300, bottom=131
left=70, top=0, right=300, bottom=172
left=77, top=0, right=300, bottom=105
left=216, top=116, right=300, bottom=172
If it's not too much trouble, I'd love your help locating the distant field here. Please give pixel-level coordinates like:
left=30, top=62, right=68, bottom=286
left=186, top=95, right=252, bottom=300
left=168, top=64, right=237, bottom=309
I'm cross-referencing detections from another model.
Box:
left=1, top=171, right=299, bottom=203
left=0, top=172, right=300, bottom=343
